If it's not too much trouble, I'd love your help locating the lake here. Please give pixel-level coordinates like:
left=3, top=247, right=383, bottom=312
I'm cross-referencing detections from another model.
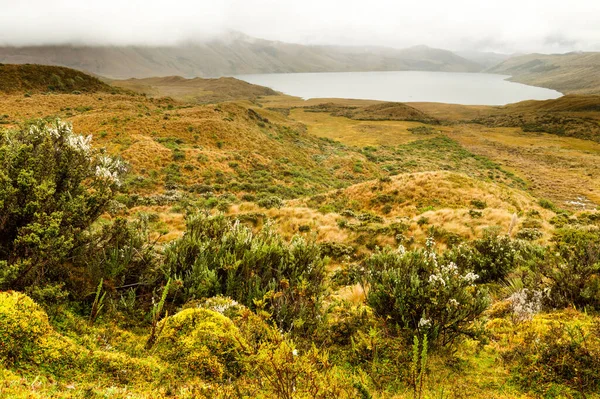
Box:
left=236, top=71, right=562, bottom=105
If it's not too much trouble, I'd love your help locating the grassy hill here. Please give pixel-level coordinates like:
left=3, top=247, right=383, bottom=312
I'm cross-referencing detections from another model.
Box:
left=0, top=63, right=113, bottom=94
left=487, top=52, right=600, bottom=95
left=0, top=33, right=484, bottom=79
left=471, top=95, right=600, bottom=142
left=304, top=101, right=439, bottom=124
left=108, top=76, right=278, bottom=103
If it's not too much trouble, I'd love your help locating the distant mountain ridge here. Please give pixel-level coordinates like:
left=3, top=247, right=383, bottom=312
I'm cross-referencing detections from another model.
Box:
left=487, top=52, right=600, bottom=95
left=0, top=33, right=484, bottom=79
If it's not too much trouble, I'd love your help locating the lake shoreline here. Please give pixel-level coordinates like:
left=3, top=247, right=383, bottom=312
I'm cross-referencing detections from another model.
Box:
left=236, top=70, right=563, bottom=106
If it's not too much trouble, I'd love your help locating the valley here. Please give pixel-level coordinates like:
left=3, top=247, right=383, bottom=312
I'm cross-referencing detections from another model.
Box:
left=1, top=63, right=600, bottom=399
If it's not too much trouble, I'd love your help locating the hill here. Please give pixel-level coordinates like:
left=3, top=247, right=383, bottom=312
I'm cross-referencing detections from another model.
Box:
left=108, top=76, right=277, bottom=103
left=304, top=101, right=439, bottom=124
left=0, top=63, right=112, bottom=94
left=487, top=52, right=600, bottom=95
left=472, top=95, right=600, bottom=142
left=0, top=33, right=484, bottom=79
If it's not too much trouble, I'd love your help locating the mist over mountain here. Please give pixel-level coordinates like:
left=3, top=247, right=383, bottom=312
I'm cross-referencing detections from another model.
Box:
left=0, top=33, right=484, bottom=79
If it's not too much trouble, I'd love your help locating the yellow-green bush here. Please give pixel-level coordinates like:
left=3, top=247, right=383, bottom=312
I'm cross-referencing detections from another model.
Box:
left=249, top=339, right=358, bottom=399
left=501, top=310, right=600, bottom=396
left=0, top=291, right=51, bottom=364
left=154, top=308, right=246, bottom=380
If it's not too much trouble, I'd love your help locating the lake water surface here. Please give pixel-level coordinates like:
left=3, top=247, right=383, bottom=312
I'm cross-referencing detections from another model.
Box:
left=236, top=71, right=562, bottom=105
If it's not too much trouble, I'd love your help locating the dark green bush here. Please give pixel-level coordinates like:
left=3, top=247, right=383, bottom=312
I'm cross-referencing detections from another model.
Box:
left=470, top=199, right=487, bottom=209
left=257, top=195, right=284, bottom=209
left=516, top=228, right=543, bottom=241
left=537, top=228, right=600, bottom=309
left=70, top=216, right=160, bottom=300
left=445, top=231, right=520, bottom=283
left=163, top=214, right=328, bottom=334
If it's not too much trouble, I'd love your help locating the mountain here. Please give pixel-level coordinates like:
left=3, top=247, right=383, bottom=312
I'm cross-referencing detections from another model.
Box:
left=455, top=50, right=511, bottom=69
left=0, top=33, right=484, bottom=79
left=487, top=52, right=600, bottom=95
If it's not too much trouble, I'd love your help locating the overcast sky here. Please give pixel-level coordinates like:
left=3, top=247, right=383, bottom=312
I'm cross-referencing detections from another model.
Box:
left=1, top=0, right=599, bottom=53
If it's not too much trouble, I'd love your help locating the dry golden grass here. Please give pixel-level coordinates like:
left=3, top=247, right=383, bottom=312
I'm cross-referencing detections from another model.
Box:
left=258, top=94, right=383, bottom=109
left=336, top=284, right=367, bottom=305
left=447, top=124, right=600, bottom=208
left=289, top=108, right=442, bottom=146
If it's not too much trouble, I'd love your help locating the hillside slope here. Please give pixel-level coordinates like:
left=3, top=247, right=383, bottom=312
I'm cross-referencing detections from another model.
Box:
left=0, top=34, right=483, bottom=79
left=472, top=95, right=600, bottom=142
left=0, top=63, right=112, bottom=93
left=487, top=52, right=600, bottom=95
left=109, top=76, right=277, bottom=103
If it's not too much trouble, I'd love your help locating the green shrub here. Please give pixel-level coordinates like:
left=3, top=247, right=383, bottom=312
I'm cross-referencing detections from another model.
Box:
left=0, top=291, right=51, bottom=364
left=365, top=241, right=489, bottom=346
left=515, top=228, right=543, bottom=241
left=163, top=214, right=328, bottom=334
left=537, top=228, right=600, bottom=309
left=257, top=195, right=283, bottom=209
left=0, top=119, right=126, bottom=289
left=446, top=231, right=520, bottom=283
left=70, top=215, right=159, bottom=300
left=470, top=199, right=487, bottom=209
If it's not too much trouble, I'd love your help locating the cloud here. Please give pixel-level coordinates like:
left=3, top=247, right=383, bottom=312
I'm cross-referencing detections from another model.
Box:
left=0, top=0, right=598, bottom=53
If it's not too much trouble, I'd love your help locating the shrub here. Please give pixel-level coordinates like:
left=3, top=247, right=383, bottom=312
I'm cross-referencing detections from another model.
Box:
left=0, top=119, right=126, bottom=289
left=70, top=215, right=160, bottom=300
left=154, top=308, right=245, bottom=380
left=537, top=228, right=600, bottom=309
left=163, top=214, right=328, bottom=334
left=257, top=195, right=283, bottom=209
left=365, top=241, right=489, bottom=346
left=504, top=312, right=600, bottom=396
left=445, top=231, right=520, bottom=283
left=0, top=291, right=51, bottom=364
left=470, top=199, right=487, bottom=209
left=515, top=228, right=543, bottom=241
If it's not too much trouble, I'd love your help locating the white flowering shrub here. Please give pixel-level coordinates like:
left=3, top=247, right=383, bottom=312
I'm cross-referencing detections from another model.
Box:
left=0, top=119, right=126, bottom=289
left=507, top=289, right=545, bottom=323
left=365, top=239, right=490, bottom=346
left=444, top=231, right=521, bottom=283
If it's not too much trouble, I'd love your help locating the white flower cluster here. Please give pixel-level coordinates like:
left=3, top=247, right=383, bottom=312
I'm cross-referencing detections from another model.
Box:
left=418, top=318, right=431, bottom=328
left=428, top=262, right=479, bottom=288
left=95, top=155, right=126, bottom=186
left=462, top=272, right=479, bottom=284
left=508, top=288, right=544, bottom=323
left=67, top=134, right=92, bottom=153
